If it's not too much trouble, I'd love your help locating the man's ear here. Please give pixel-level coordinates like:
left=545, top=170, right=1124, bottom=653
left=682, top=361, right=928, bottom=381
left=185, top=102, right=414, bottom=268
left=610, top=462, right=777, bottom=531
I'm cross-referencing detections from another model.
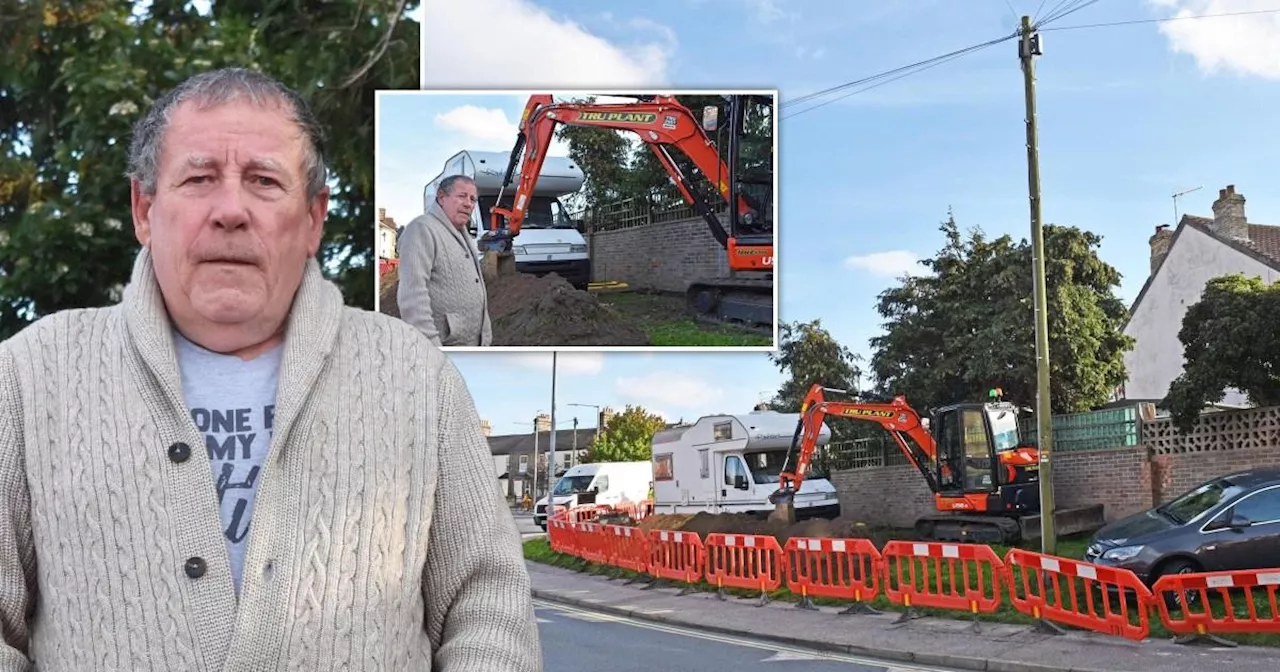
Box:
left=131, top=179, right=153, bottom=247
left=306, top=186, right=330, bottom=256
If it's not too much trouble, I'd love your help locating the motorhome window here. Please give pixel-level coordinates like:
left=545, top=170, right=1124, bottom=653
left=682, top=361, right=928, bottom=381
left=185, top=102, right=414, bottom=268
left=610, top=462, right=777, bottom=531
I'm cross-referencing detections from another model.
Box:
left=713, top=422, right=733, bottom=441
left=551, top=475, right=595, bottom=495
left=743, top=450, right=824, bottom=484
left=478, top=195, right=558, bottom=229
left=724, top=456, right=747, bottom=486
left=698, top=449, right=709, bottom=478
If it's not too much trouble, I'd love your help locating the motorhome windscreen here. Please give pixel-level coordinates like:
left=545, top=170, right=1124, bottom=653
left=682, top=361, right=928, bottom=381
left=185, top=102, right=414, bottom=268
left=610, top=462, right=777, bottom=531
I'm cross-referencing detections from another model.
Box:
left=745, top=450, right=828, bottom=484
left=480, top=195, right=572, bottom=229
left=551, top=475, right=595, bottom=495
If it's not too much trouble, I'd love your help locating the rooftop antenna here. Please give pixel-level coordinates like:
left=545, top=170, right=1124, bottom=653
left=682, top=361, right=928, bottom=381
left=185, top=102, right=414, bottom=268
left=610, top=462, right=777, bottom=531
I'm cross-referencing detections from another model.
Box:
left=1172, top=186, right=1202, bottom=225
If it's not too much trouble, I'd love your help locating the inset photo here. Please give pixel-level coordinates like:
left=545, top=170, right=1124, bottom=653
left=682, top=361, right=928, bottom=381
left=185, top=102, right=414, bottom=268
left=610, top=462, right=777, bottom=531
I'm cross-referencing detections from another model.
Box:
left=374, top=89, right=778, bottom=351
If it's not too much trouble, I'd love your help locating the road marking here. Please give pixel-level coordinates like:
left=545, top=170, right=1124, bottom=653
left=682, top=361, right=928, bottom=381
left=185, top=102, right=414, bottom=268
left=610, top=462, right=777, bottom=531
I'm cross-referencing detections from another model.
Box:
left=761, top=650, right=823, bottom=662
left=532, top=598, right=954, bottom=671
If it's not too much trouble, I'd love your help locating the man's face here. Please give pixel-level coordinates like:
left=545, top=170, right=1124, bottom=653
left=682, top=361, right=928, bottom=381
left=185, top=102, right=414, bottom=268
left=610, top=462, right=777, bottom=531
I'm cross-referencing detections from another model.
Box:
left=438, top=181, right=477, bottom=229
left=130, top=98, right=327, bottom=337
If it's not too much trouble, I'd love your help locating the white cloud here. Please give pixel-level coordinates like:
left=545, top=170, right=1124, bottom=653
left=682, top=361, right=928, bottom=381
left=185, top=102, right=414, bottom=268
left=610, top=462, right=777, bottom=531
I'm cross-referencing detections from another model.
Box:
left=422, top=0, right=674, bottom=87
left=1149, top=0, right=1280, bottom=79
left=433, top=106, right=518, bottom=143
left=496, top=352, right=606, bottom=376
left=615, top=371, right=725, bottom=409
left=843, top=250, right=929, bottom=277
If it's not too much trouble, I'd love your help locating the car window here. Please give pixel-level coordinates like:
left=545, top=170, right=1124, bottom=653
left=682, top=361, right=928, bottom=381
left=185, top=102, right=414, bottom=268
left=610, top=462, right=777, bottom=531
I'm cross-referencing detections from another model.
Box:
left=1233, top=486, right=1280, bottom=524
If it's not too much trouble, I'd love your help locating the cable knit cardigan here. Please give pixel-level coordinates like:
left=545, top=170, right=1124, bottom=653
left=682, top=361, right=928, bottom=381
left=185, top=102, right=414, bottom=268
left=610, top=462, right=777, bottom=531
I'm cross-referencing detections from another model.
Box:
left=0, top=248, right=541, bottom=671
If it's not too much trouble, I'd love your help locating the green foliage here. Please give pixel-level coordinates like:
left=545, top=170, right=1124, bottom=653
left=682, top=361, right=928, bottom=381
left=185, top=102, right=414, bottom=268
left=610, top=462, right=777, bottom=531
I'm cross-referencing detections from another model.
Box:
left=1163, top=274, right=1280, bottom=432
left=0, top=0, right=419, bottom=340
left=868, top=212, right=1134, bottom=415
left=767, top=319, right=862, bottom=412
left=583, top=405, right=667, bottom=463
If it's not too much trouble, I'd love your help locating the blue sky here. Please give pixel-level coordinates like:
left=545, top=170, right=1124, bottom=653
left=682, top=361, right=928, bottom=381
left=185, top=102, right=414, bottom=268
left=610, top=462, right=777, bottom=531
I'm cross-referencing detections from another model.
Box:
left=415, top=0, right=1280, bottom=436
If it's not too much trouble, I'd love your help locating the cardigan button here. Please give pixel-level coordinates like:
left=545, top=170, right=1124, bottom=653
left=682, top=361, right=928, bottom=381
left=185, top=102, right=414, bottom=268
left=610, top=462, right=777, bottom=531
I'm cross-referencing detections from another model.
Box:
left=184, top=557, right=207, bottom=579
left=168, top=442, right=192, bottom=463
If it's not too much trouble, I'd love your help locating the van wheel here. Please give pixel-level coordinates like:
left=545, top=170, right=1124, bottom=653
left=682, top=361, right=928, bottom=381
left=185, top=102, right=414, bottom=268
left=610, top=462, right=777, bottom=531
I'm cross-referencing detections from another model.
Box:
left=539, top=522, right=547, bottom=532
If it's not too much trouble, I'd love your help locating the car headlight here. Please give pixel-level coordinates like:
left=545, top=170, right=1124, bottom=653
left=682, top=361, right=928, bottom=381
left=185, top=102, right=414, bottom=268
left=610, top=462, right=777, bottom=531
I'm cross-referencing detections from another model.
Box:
left=1101, top=545, right=1143, bottom=562
left=570, top=244, right=587, bottom=253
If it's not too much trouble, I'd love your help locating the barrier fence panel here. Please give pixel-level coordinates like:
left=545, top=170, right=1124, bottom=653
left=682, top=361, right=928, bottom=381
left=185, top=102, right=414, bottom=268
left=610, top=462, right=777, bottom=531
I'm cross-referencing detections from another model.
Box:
left=783, top=537, right=883, bottom=614
left=704, top=533, right=783, bottom=605
left=646, top=529, right=706, bottom=593
left=882, top=541, right=1004, bottom=626
left=604, top=524, right=650, bottom=575
left=1151, top=568, right=1280, bottom=643
left=547, top=517, right=572, bottom=555
left=575, top=522, right=609, bottom=565
left=1004, top=549, right=1152, bottom=641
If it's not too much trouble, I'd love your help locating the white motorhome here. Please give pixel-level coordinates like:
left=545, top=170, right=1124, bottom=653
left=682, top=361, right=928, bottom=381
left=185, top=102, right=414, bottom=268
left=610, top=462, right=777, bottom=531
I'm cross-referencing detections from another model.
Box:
left=424, top=149, right=591, bottom=290
left=650, top=409, right=841, bottom=520
left=533, top=461, right=651, bottom=530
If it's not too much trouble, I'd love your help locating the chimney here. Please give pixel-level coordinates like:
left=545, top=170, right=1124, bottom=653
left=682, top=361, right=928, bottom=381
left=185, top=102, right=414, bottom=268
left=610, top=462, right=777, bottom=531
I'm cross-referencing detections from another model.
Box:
left=378, top=207, right=386, bottom=222
left=534, top=413, right=552, bottom=433
left=1211, top=184, right=1248, bottom=241
left=1149, top=225, right=1173, bottom=274
left=479, top=419, right=491, bottom=437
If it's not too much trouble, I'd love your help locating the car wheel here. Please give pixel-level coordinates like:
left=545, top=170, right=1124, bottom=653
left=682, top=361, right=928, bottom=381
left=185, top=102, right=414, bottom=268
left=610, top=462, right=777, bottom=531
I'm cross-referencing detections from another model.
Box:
left=1155, top=558, right=1202, bottom=611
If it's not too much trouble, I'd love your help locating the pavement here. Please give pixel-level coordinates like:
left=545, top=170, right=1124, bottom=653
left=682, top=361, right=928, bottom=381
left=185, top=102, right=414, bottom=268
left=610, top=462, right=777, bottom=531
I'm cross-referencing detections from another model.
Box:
left=527, top=560, right=1280, bottom=672
left=536, top=597, right=970, bottom=671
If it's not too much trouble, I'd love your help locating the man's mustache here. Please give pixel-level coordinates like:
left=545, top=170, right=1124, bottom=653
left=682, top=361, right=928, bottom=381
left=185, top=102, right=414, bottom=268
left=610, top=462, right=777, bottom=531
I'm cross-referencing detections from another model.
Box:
left=194, top=248, right=262, bottom=265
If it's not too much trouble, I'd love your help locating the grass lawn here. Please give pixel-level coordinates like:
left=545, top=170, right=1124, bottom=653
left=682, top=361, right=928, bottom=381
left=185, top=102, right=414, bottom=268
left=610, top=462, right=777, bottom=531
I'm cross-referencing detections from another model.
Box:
left=524, top=533, right=1280, bottom=648
left=596, top=290, right=772, bottom=347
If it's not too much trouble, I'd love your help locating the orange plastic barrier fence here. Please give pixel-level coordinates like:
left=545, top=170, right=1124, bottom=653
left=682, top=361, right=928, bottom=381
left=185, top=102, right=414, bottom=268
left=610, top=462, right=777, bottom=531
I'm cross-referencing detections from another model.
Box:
left=783, top=537, right=882, bottom=606
left=704, top=533, right=783, bottom=597
left=1005, top=549, right=1151, bottom=641
left=647, top=529, right=705, bottom=585
left=604, top=524, right=650, bottom=574
left=881, top=541, right=1003, bottom=616
left=575, top=522, right=610, bottom=564
left=546, top=517, right=573, bottom=555
left=1152, top=568, right=1280, bottom=637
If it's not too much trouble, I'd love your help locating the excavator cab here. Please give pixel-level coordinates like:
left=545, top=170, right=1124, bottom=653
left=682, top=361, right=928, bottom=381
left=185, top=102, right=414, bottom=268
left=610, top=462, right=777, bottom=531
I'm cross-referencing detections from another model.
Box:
left=928, top=389, right=1040, bottom=516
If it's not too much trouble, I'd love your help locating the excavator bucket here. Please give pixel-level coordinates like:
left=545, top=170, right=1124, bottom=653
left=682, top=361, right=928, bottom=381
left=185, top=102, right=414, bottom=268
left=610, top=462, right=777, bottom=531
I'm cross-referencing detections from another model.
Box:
left=767, top=488, right=797, bottom=524
left=1018, top=504, right=1107, bottom=541
left=481, top=250, right=517, bottom=282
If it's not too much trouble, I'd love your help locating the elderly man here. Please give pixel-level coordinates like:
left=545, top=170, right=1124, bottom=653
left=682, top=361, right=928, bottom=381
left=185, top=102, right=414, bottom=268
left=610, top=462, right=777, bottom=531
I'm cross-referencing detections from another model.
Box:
left=0, top=68, right=540, bottom=671
left=396, top=175, right=492, bottom=347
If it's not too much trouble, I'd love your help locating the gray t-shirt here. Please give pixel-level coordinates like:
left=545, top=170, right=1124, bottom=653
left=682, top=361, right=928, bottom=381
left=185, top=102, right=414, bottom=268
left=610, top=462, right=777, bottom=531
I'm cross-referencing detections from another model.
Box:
left=175, top=332, right=282, bottom=595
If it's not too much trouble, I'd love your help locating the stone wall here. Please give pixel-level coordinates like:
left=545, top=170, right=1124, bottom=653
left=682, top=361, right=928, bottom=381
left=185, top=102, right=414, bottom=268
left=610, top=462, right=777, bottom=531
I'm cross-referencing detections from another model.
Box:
left=587, top=214, right=726, bottom=293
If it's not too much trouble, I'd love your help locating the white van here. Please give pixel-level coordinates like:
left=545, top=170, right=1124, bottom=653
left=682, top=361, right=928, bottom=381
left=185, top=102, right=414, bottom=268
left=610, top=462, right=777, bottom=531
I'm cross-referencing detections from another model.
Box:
left=424, top=149, right=591, bottom=290
left=650, top=409, right=841, bottom=520
left=533, top=461, right=652, bottom=530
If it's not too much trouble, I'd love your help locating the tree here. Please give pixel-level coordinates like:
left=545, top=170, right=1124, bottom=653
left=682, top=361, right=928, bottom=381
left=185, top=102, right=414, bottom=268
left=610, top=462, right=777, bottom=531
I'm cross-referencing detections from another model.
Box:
left=0, top=1, right=419, bottom=340
left=868, top=213, right=1134, bottom=415
left=1163, top=273, right=1280, bottom=432
left=767, top=319, right=862, bottom=413
left=583, top=405, right=667, bottom=463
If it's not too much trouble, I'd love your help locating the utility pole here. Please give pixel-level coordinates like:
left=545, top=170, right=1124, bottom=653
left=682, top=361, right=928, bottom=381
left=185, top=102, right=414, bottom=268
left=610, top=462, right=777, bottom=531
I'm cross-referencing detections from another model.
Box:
left=549, top=352, right=558, bottom=488
left=1020, top=14, right=1057, bottom=555
left=531, top=420, right=540, bottom=499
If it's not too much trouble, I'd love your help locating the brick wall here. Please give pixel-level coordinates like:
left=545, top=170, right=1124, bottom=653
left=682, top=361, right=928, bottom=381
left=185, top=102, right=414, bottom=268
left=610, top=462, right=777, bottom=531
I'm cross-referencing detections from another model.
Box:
left=828, top=404, right=1280, bottom=530
left=830, top=465, right=934, bottom=528
left=588, top=215, right=726, bottom=292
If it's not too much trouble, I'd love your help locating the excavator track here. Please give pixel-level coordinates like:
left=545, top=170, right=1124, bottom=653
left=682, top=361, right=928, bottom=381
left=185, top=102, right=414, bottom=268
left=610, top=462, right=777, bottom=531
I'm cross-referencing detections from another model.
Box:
left=685, top=276, right=774, bottom=335
left=914, top=513, right=1023, bottom=546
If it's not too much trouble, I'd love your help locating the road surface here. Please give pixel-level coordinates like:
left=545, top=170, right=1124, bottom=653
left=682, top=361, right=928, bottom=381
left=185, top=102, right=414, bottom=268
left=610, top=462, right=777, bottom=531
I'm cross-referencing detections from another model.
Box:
left=535, top=598, right=966, bottom=672
left=511, top=509, right=545, bottom=539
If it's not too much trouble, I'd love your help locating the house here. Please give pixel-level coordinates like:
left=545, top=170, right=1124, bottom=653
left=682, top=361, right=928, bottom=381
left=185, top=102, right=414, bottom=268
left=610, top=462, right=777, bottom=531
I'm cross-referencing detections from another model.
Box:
left=377, top=207, right=398, bottom=263
left=488, top=424, right=597, bottom=503
left=1120, top=184, right=1280, bottom=408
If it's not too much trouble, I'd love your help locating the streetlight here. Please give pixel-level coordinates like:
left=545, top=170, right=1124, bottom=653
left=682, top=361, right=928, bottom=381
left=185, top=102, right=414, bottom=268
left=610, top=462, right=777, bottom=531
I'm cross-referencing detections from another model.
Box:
left=569, top=403, right=601, bottom=463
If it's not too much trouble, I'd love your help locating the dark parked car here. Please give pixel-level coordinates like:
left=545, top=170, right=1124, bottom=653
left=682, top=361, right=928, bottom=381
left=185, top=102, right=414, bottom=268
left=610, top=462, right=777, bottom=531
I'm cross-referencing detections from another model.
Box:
left=1084, top=467, right=1280, bottom=590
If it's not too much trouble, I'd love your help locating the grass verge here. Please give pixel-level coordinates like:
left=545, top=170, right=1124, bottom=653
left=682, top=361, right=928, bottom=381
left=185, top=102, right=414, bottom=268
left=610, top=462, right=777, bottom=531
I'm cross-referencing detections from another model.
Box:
left=598, top=291, right=772, bottom=347
left=524, top=536, right=1280, bottom=648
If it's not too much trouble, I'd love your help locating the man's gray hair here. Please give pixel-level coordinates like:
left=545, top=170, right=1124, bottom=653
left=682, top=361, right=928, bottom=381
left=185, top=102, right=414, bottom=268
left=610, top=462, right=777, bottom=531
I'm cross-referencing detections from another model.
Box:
left=126, top=67, right=329, bottom=200
left=436, top=174, right=475, bottom=199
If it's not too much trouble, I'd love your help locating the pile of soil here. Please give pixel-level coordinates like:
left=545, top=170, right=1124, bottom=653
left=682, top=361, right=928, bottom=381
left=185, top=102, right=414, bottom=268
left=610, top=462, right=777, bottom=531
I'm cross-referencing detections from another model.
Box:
left=633, top=511, right=905, bottom=548
left=486, top=272, right=651, bottom=346
left=379, top=268, right=400, bottom=317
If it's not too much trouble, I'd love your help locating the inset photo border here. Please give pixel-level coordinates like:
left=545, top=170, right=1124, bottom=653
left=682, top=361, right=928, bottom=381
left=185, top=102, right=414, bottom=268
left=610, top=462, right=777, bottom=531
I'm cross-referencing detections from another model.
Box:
left=373, top=89, right=779, bottom=352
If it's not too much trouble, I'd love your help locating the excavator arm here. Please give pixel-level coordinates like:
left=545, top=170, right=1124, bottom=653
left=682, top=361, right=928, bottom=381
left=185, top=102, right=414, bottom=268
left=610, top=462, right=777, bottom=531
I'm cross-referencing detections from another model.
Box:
left=484, top=94, right=771, bottom=272
left=773, top=385, right=941, bottom=511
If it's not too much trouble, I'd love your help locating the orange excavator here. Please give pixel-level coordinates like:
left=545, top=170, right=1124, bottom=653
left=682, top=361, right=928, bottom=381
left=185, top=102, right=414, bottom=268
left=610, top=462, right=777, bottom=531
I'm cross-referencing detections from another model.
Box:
left=769, top=384, right=1105, bottom=544
left=481, top=93, right=774, bottom=330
